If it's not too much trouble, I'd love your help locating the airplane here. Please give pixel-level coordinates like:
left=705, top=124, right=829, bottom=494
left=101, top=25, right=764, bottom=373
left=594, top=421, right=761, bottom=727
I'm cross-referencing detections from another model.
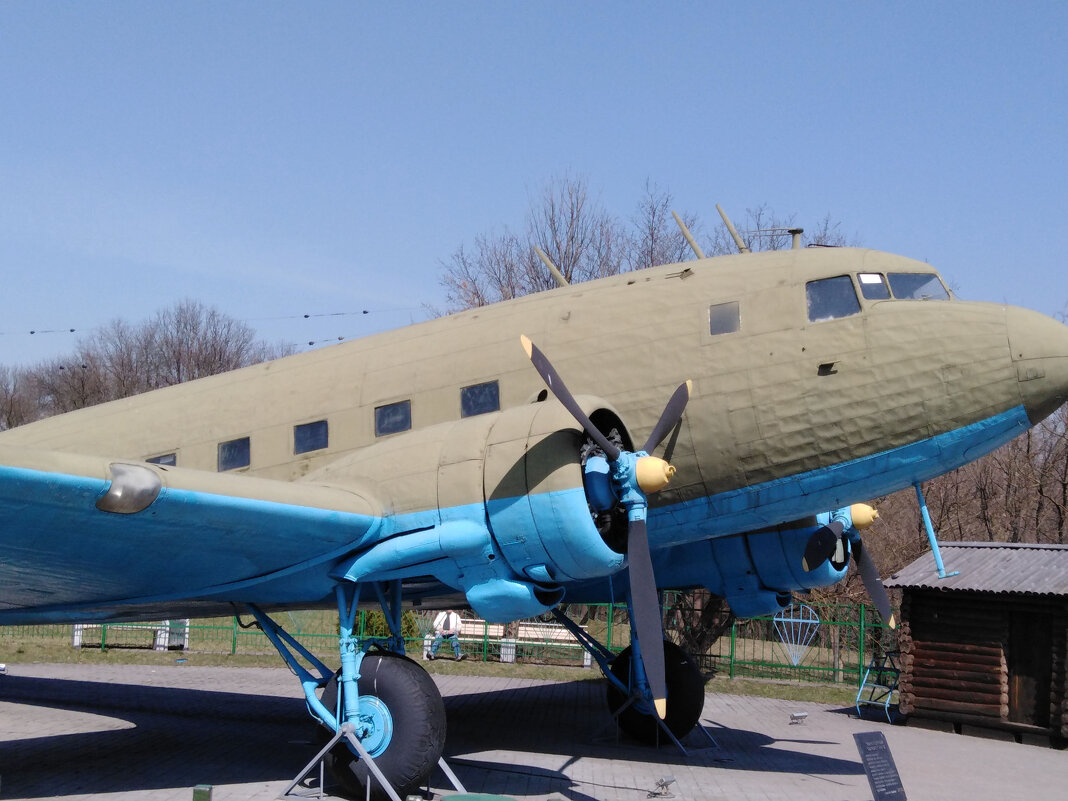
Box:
left=2, top=239, right=1067, bottom=799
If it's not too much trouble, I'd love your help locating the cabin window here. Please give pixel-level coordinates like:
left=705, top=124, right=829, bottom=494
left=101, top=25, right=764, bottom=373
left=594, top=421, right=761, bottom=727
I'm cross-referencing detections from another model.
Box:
left=461, top=380, right=500, bottom=417
left=375, top=400, right=411, bottom=437
left=806, top=276, right=861, bottom=322
left=146, top=452, right=176, bottom=467
left=708, top=301, right=740, bottom=336
left=218, top=436, right=251, bottom=471
left=857, top=273, right=891, bottom=300
left=294, top=420, right=329, bottom=454
left=888, top=272, right=950, bottom=300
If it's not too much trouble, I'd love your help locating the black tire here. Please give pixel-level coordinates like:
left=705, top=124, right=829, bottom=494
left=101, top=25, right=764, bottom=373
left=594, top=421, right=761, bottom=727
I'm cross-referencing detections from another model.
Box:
left=605, top=641, right=706, bottom=744
left=318, top=652, right=446, bottom=800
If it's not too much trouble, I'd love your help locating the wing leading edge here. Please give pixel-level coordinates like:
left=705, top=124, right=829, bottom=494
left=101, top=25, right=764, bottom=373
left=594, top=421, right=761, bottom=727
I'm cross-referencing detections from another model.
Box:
left=0, top=445, right=384, bottom=624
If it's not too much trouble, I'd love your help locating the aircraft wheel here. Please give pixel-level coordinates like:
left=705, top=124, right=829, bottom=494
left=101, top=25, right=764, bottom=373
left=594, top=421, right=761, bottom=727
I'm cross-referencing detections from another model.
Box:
left=605, top=641, right=706, bottom=744
left=318, top=652, right=446, bottom=800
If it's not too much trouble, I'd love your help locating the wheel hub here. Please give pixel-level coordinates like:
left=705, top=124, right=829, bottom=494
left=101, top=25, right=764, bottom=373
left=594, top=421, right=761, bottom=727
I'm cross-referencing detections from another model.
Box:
left=353, top=695, right=394, bottom=757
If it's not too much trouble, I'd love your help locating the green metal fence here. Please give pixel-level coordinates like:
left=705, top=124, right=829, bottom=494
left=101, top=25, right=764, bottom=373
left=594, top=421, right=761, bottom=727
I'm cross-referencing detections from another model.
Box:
left=0, top=601, right=895, bottom=687
left=719, top=603, right=897, bottom=687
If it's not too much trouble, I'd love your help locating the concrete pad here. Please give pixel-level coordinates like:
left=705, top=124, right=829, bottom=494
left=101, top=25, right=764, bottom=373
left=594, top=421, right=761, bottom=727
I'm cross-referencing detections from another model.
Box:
left=0, top=664, right=1064, bottom=800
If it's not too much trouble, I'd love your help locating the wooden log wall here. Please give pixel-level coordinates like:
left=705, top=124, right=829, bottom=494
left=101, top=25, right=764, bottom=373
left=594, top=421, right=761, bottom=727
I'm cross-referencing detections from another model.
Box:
left=1051, top=602, right=1067, bottom=739
left=897, top=591, right=1008, bottom=719
left=897, top=588, right=1068, bottom=740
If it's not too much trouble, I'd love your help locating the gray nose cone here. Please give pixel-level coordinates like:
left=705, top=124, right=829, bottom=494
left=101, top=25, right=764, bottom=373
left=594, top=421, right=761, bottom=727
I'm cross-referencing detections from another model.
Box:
left=1007, top=306, right=1068, bottom=424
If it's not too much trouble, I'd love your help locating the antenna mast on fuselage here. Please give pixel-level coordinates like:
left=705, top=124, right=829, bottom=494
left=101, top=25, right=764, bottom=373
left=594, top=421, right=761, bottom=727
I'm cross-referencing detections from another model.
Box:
left=533, top=246, right=570, bottom=288
left=671, top=211, right=705, bottom=260
left=716, top=204, right=751, bottom=254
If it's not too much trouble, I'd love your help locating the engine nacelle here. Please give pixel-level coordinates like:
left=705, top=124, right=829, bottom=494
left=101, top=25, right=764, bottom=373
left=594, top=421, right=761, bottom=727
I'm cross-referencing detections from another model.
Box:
left=314, top=395, right=629, bottom=617
left=654, top=512, right=854, bottom=617
left=480, top=397, right=628, bottom=583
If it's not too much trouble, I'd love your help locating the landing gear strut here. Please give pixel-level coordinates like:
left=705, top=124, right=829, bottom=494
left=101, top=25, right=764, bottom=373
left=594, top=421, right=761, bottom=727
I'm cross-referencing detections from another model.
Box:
left=319, top=652, right=445, bottom=799
left=250, top=579, right=447, bottom=801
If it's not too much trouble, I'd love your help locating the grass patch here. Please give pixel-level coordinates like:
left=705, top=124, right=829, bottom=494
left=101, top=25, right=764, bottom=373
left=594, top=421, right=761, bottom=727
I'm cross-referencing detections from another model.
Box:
left=421, top=655, right=604, bottom=682
left=708, top=675, right=859, bottom=706
left=1, top=636, right=863, bottom=708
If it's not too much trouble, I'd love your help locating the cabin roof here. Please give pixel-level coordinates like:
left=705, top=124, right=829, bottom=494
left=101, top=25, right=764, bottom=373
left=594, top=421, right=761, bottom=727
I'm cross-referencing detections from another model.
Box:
left=885, top=541, right=1068, bottom=596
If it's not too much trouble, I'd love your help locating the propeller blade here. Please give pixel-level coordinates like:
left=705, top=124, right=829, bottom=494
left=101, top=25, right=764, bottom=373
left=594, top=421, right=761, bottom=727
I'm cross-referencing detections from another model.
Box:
left=521, top=335, right=620, bottom=461
left=642, top=380, right=693, bottom=454
left=802, top=520, right=844, bottom=572
left=626, top=517, right=667, bottom=718
left=853, top=540, right=896, bottom=629
left=662, top=417, right=683, bottom=463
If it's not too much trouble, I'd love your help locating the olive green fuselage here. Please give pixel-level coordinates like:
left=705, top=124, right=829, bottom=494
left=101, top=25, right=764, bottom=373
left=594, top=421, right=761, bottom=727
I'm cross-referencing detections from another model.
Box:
left=2, top=247, right=1066, bottom=532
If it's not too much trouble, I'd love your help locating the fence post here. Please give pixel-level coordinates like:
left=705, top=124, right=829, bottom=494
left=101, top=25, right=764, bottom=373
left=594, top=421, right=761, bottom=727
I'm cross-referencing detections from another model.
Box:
left=857, top=603, right=866, bottom=689
left=231, top=616, right=238, bottom=656
left=606, top=603, right=614, bottom=652
left=100, top=623, right=108, bottom=652
left=729, top=620, right=736, bottom=679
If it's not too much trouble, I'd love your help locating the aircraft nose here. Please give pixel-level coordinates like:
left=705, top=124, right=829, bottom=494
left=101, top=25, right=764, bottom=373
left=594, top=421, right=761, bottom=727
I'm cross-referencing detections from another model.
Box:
left=1007, top=305, right=1068, bottom=424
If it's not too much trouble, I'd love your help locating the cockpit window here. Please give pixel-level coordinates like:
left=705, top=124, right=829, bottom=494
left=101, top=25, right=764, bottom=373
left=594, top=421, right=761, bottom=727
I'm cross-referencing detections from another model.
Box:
left=806, top=276, right=861, bottom=322
left=887, top=272, right=950, bottom=300
left=857, top=273, right=891, bottom=300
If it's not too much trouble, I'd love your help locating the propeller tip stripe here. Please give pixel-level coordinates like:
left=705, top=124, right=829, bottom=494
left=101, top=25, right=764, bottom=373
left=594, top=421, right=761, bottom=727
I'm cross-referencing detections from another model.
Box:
left=654, top=698, right=668, bottom=719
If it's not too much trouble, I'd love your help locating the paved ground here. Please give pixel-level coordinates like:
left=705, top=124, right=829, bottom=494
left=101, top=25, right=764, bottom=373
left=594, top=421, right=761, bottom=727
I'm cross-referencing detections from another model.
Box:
left=0, top=663, right=1064, bottom=801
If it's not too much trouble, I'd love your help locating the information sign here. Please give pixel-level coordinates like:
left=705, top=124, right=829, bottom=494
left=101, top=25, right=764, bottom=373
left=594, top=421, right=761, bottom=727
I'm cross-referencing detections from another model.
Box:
left=853, top=731, right=906, bottom=801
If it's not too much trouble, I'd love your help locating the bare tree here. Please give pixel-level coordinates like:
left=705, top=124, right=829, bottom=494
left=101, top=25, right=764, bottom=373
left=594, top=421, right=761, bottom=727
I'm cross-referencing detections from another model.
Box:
left=440, top=231, right=530, bottom=310
left=709, top=204, right=854, bottom=255
left=6, top=300, right=291, bottom=424
left=440, top=176, right=703, bottom=313
left=147, top=299, right=278, bottom=386
left=440, top=175, right=631, bottom=312
left=0, top=365, right=37, bottom=430
left=626, top=180, right=700, bottom=271
left=527, top=175, right=626, bottom=286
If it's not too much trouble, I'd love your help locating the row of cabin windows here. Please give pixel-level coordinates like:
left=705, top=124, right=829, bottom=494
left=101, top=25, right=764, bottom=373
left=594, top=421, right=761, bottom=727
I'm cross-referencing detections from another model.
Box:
left=373, top=380, right=501, bottom=436
left=708, top=271, right=952, bottom=335
left=145, top=380, right=503, bottom=471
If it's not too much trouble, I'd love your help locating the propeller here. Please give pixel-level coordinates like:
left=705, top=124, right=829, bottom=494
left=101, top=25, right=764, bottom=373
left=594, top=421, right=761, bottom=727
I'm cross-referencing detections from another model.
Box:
left=801, top=520, right=846, bottom=573
left=852, top=536, right=896, bottom=629
left=521, top=335, right=690, bottom=719
left=802, top=504, right=895, bottom=629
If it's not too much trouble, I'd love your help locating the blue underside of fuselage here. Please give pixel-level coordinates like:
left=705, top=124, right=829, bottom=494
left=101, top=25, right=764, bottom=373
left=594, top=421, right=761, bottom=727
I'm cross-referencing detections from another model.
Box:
left=649, top=404, right=1033, bottom=547
left=0, top=405, right=1032, bottom=624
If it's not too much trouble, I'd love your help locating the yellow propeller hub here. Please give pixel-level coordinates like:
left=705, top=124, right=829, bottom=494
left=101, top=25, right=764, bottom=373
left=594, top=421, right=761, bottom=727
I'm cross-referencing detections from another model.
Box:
left=850, top=503, right=879, bottom=529
left=636, top=456, right=676, bottom=494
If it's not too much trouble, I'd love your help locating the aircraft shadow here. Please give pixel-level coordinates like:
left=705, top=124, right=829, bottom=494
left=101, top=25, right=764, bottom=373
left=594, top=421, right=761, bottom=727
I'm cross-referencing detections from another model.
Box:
left=0, top=673, right=863, bottom=799
left=439, top=679, right=863, bottom=797
left=0, top=673, right=312, bottom=798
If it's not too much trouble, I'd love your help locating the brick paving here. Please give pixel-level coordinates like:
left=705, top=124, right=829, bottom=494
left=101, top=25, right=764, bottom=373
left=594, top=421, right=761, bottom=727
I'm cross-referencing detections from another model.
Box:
left=0, top=663, right=1065, bottom=800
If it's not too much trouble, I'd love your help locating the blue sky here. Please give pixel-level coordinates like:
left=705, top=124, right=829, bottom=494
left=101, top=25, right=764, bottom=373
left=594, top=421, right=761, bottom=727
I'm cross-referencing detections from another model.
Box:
left=2, top=2, right=1066, bottom=366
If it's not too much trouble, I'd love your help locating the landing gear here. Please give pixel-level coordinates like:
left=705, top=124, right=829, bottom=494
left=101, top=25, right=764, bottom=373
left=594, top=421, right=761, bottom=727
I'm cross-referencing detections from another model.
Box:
left=319, top=652, right=446, bottom=800
left=605, top=641, right=706, bottom=743
left=549, top=607, right=708, bottom=746
left=250, top=580, right=449, bottom=801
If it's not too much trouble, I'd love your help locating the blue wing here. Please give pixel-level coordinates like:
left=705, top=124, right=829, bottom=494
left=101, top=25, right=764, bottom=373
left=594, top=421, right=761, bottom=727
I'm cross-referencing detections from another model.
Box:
left=0, top=445, right=385, bottom=624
